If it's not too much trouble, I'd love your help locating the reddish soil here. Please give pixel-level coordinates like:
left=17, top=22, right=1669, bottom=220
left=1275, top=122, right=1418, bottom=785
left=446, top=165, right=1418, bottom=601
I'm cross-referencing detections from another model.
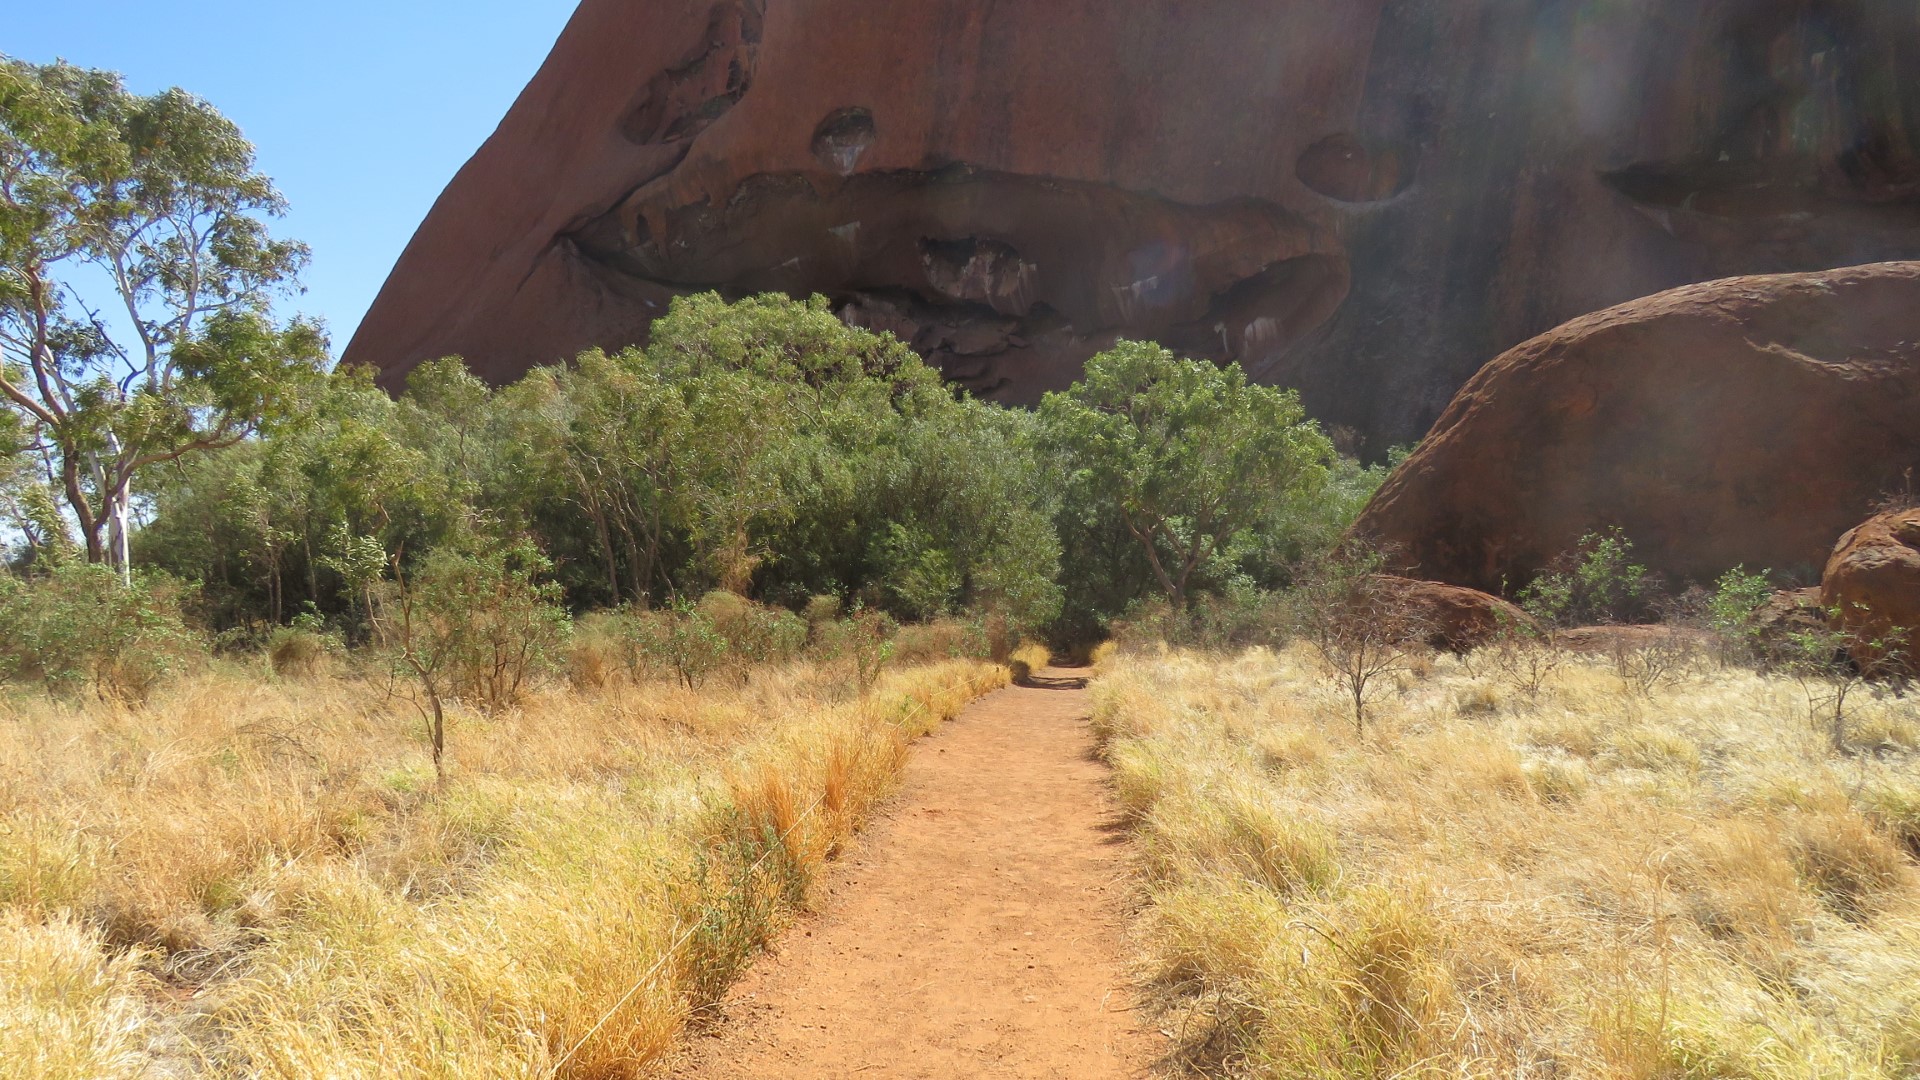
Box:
left=674, top=668, right=1157, bottom=1078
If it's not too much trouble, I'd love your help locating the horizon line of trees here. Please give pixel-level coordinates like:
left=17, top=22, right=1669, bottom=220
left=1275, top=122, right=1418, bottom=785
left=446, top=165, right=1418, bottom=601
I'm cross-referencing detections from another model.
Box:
left=114, top=293, right=1378, bottom=645
left=10, top=53, right=1892, bottom=729
left=0, top=54, right=1387, bottom=668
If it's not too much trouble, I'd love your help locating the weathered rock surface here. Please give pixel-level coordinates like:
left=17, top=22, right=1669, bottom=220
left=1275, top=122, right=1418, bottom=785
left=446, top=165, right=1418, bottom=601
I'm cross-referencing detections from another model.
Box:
left=1556, top=625, right=1715, bottom=657
left=344, top=1, right=1920, bottom=446
left=1352, top=263, right=1920, bottom=592
left=1378, top=576, right=1535, bottom=654
left=1755, top=587, right=1832, bottom=656
left=1822, top=509, right=1920, bottom=675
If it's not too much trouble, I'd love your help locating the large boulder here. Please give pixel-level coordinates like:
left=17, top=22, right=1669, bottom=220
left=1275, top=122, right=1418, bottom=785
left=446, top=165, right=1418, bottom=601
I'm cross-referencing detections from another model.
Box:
left=344, top=1, right=1920, bottom=448
left=1822, top=509, right=1920, bottom=676
left=1352, top=264, right=1920, bottom=592
left=1377, top=577, right=1535, bottom=654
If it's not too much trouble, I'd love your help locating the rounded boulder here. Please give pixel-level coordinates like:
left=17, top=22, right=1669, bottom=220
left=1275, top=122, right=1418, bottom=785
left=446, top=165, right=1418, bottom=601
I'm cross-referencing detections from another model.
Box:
left=1822, top=509, right=1920, bottom=676
left=1353, top=263, right=1920, bottom=592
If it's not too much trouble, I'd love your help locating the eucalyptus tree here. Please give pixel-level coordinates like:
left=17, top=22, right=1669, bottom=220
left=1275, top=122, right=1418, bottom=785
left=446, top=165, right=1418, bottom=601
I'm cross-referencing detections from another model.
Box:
left=0, top=58, right=324, bottom=576
left=509, top=348, right=691, bottom=607
left=647, top=292, right=936, bottom=597
left=1038, top=341, right=1336, bottom=612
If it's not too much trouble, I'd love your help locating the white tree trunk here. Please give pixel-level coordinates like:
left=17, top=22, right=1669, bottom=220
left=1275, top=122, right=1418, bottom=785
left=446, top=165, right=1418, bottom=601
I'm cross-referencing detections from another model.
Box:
left=101, top=434, right=133, bottom=585
left=109, top=493, right=132, bottom=585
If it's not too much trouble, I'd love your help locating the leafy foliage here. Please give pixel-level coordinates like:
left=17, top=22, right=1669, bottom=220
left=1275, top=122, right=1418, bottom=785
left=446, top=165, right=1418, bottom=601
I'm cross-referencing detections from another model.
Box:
left=1519, top=528, right=1662, bottom=628
left=388, top=540, right=570, bottom=714
left=0, top=560, right=199, bottom=700
left=1037, top=341, right=1340, bottom=640
left=0, top=115, right=1376, bottom=675
left=132, top=293, right=1070, bottom=639
left=378, top=539, right=569, bottom=779
left=623, top=602, right=733, bottom=690
left=1706, top=566, right=1776, bottom=660
left=0, top=58, right=326, bottom=571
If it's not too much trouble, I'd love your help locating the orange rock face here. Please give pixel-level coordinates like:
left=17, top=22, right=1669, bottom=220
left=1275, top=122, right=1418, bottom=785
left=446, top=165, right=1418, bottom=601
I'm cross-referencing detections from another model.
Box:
left=1352, top=263, right=1920, bottom=592
left=1378, top=576, right=1535, bottom=654
left=344, top=1, right=1920, bottom=445
left=1823, top=509, right=1920, bottom=676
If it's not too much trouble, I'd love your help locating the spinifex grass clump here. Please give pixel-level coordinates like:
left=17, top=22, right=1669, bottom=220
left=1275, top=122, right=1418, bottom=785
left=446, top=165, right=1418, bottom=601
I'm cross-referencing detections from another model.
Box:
left=1095, top=646, right=1920, bottom=1078
left=0, top=654, right=1007, bottom=1078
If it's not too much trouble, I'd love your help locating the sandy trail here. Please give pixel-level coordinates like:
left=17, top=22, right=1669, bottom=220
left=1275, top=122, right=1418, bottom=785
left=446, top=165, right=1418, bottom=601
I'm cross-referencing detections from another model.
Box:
left=674, top=668, right=1156, bottom=1079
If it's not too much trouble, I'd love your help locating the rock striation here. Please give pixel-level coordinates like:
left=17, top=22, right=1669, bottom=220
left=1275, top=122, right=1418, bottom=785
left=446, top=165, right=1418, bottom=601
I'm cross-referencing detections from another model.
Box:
left=1822, top=509, right=1920, bottom=676
left=344, top=1, right=1920, bottom=446
left=1351, top=263, right=1920, bottom=592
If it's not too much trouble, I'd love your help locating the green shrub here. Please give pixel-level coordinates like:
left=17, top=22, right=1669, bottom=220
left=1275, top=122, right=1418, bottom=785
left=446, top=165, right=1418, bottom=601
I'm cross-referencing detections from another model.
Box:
left=1706, top=566, right=1775, bottom=661
left=0, top=563, right=202, bottom=702
left=811, top=607, right=898, bottom=690
left=891, top=616, right=993, bottom=665
left=696, top=591, right=807, bottom=667
left=847, top=609, right=899, bottom=691
left=1114, top=587, right=1299, bottom=654
left=627, top=604, right=731, bottom=690
left=803, top=594, right=843, bottom=630
left=1520, top=528, right=1662, bottom=627
left=876, top=523, right=963, bottom=620
left=387, top=542, right=571, bottom=716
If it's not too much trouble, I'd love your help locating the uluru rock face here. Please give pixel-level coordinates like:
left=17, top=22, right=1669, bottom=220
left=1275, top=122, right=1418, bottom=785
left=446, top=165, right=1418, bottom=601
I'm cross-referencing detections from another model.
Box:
left=1823, top=509, right=1920, bottom=675
left=345, top=0, right=1920, bottom=446
left=1351, top=263, right=1920, bottom=593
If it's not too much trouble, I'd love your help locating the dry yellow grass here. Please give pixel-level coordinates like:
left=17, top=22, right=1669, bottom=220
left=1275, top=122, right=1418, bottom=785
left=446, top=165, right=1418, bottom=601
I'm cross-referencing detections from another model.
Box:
left=1088, top=640, right=1120, bottom=673
left=0, top=653, right=1007, bottom=1078
left=1095, top=644, right=1920, bottom=1078
left=1009, top=640, right=1053, bottom=684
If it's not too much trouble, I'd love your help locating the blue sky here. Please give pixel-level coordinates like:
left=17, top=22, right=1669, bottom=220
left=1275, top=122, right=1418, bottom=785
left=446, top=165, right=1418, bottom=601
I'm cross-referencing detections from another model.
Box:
left=11, top=1, right=581, bottom=356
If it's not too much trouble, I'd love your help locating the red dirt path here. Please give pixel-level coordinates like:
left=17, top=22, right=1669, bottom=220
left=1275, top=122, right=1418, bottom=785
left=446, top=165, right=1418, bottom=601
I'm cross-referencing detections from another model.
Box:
left=674, top=668, right=1157, bottom=1078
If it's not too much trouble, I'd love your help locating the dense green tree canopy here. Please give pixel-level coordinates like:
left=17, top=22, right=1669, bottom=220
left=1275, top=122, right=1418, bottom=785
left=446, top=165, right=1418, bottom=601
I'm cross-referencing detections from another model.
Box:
left=0, top=58, right=1371, bottom=650
left=0, top=57, right=324, bottom=574
left=135, top=294, right=1076, bottom=636
left=1037, top=341, right=1338, bottom=613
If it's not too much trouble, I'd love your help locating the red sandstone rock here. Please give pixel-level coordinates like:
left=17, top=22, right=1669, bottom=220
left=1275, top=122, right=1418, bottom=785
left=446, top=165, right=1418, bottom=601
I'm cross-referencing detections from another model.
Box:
left=1378, top=576, right=1535, bottom=654
left=1352, top=264, right=1920, bottom=592
left=344, top=2, right=1920, bottom=445
left=1555, top=625, right=1715, bottom=657
left=1822, top=509, right=1920, bottom=676
left=1754, top=587, right=1831, bottom=657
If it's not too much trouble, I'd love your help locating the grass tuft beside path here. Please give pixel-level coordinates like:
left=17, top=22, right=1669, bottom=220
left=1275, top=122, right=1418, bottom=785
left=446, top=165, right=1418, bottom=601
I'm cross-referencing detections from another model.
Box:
left=1095, top=644, right=1920, bottom=1078
left=0, top=658, right=1006, bottom=1078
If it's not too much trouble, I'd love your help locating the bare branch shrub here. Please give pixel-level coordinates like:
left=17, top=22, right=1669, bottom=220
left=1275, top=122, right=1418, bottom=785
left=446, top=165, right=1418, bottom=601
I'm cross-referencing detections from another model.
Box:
left=1487, top=618, right=1564, bottom=699
left=380, top=542, right=570, bottom=779
left=1606, top=631, right=1701, bottom=698
left=1781, top=610, right=1911, bottom=753
left=1294, top=547, right=1433, bottom=733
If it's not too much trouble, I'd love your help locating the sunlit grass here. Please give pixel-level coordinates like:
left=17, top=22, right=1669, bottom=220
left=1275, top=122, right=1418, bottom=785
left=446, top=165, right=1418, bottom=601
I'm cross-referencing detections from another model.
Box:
left=1096, top=644, right=1920, bottom=1078
left=0, top=913, right=155, bottom=1080
left=0, top=654, right=1007, bottom=1078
